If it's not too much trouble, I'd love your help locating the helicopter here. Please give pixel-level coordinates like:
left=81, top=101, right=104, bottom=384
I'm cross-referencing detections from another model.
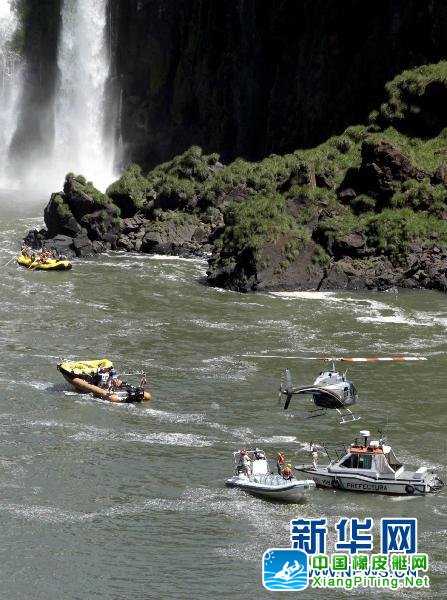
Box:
left=243, top=354, right=427, bottom=424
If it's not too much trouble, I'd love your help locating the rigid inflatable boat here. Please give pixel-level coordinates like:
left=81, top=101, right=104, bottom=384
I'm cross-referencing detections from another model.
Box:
left=226, top=449, right=315, bottom=503
left=18, top=255, right=72, bottom=271
left=57, top=359, right=151, bottom=403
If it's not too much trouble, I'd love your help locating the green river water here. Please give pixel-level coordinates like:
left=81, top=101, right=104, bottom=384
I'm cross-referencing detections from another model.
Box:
left=0, top=193, right=445, bottom=599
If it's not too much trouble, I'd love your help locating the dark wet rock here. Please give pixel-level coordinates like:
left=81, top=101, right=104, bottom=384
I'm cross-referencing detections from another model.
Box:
left=80, top=205, right=120, bottom=241
left=23, top=228, right=47, bottom=250
left=431, top=163, right=447, bottom=187
left=332, top=232, right=368, bottom=259
left=44, top=193, right=82, bottom=238
left=339, top=140, right=427, bottom=205
left=141, top=222, right=205, bottom=256
left=45, top=234, right=77, bottom=258
left=72, top=233, right=95, bottom=257
left=63, top=176, right=105, bottom=221
left=207, top=237, right=324, bottom=293
left=315, top=171, right=334, bottom=190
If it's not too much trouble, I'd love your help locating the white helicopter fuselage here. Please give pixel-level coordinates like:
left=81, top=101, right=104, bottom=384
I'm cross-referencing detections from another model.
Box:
left=313, top=370, right=357, bottom=405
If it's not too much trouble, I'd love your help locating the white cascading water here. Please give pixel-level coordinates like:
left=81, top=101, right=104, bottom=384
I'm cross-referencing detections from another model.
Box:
left=0, top=0, right=23, bottom=187
left=52, top=0, right=117, bottom=191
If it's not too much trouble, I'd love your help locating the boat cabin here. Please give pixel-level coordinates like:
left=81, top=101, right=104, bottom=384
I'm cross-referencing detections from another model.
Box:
left=328, top=431, right=404, bottom=479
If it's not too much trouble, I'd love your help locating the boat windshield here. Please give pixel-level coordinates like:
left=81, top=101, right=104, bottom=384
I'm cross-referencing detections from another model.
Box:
left=322, top=443, right=349, bottom=462
left=340, top=454, right=372, bottom=469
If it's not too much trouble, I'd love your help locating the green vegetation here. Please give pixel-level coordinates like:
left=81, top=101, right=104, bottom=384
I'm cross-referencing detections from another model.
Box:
left=53, top=193, right=72, bottom=220
left=215, top=192, right=310, bottom=264
left=91, top=60, right=447, bottom=274
left=370, top=61, right=447, bottom=130
left=366, top=208, right=447, bottom=258
left=67, top=173, right=108, bottom=206
left=106, top=163, right=149, bottom=209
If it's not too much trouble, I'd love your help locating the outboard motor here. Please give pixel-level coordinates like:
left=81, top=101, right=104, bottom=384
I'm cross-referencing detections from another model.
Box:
left=126, top=386, right=145, bottom=403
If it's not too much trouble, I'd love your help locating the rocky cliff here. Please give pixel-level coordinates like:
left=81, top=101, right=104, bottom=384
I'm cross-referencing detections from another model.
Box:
left=24, top=61, right=447, bottom=294
left=10, top=0, right=447, bottom=170
left=112, top=0, right=447, bottom=168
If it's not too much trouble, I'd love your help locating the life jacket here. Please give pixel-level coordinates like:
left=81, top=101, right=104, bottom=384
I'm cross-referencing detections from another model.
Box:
left=282, top=467, right=292, bottom=479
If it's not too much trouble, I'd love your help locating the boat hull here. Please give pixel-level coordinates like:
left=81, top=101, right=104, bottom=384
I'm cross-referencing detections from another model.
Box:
left=70, top=376, right=151, bottom=403
left=226, top=476, right=315, bottom=503
left=295, top=468, right=431, bottom=496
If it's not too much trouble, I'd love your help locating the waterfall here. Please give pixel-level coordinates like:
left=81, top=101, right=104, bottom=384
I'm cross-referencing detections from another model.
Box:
left=52, top=0, right=117, bottom=191
left=0, top=1, right=23, bottom=186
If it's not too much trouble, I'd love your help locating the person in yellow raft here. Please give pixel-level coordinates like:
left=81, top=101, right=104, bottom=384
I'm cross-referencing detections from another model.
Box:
left=38, top=247, right=52, bottom=264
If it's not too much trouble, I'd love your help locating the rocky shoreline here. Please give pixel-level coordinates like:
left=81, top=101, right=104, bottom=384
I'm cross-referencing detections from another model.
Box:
left=24, top=143, right=447, bottom=295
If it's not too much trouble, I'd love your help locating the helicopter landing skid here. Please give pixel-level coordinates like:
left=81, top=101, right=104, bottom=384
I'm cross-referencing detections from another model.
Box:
left=305, top=407, right=328, bottom=419
left=337, top=408, right=361, bottom=424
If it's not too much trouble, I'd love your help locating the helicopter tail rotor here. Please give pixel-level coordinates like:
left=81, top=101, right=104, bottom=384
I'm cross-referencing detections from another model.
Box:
left=279, top=369, right=294, bottom=410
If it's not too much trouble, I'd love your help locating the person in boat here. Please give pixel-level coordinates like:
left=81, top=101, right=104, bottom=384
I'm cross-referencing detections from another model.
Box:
left=238, top=450, right=251, bottom=477
left=277, top=451, right=286, bottom=475
left=253, top=448, right=265, bottom=460
left=39, top=248, right=51, bottom=264
left=20, top=243, right=29, bottom=257
left=93, top=366, right=110, bottom=388
left=282, top=464, right=293, bottom=480
left=310, top=442, right=318, bottom=470
left=109, top=368, right=123, bottom=390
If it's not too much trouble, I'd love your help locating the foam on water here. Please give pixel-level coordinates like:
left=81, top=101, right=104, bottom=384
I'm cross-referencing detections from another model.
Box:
left=270, top=291, right=337, bottom=300
left=138, top=407, right=206, bottom=424
left=70, top=429, right=214, bottom=447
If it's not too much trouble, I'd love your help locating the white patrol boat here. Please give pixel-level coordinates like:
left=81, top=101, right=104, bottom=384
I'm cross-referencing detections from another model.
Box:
left=226, top=449, right=315, bottom=503
left=295, top=431, right=444, bottom=496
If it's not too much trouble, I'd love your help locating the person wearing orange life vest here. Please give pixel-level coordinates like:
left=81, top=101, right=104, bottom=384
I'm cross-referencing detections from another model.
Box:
left=282, top=464, right=293, bottom=480
left=277, top=451, right=286, bottom=475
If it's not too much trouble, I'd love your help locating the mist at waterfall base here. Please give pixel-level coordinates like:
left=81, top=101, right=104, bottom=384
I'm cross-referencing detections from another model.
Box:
left=0, top=199, right=446, bottom=599
left=0, top=0, right=119, bottom=195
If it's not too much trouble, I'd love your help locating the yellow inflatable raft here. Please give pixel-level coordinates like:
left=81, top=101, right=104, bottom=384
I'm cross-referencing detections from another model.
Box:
left=57, top=359, right=151, bottom=403
left=17, top=254, right=72, bottom=271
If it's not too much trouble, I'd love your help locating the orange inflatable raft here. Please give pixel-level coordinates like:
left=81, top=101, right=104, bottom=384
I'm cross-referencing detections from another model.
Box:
left=57, top=359, right=151, bottom=403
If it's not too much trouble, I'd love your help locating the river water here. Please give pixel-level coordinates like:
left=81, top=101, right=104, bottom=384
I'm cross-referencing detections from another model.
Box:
left=0, top=193, right=446, bottom=599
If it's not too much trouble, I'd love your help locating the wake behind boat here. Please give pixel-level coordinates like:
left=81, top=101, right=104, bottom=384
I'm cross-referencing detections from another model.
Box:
left=57, top=359, right=151, bottom=403
left=226, top=449, right=315, bottom=503
left=295, top=430, right=444, bottom=496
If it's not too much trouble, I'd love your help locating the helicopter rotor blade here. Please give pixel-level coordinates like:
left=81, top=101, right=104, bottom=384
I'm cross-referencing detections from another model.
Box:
left=337, top=356, right=427, bottom=362
left=241, top=354, right=427, bottom=362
